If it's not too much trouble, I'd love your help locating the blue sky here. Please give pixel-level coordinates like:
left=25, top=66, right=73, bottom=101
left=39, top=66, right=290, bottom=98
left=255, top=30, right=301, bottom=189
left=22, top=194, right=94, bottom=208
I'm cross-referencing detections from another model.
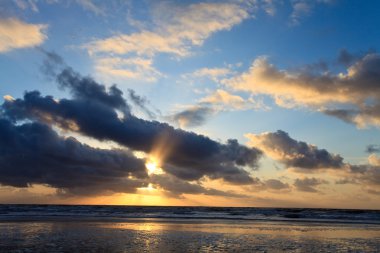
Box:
left=1, top=0, right=380, bottom=208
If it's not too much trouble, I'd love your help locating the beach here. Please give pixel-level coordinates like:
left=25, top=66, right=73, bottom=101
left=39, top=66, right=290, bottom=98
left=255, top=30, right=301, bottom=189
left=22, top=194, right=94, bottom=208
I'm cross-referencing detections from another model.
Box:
left=1, top=218, right=379, bottom=252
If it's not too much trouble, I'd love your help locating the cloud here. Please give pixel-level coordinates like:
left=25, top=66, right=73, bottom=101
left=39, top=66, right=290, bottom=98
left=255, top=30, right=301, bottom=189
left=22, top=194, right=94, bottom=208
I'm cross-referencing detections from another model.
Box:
left=127, top=89, right=157, bottom=119
left=264, top=178, right=290, bottom=190
left=294, top=177, right=328, bottom=192
left=0, top=18, right=47, bottom=53
left=191, top=67, right=233, bottom=82
left=170, top=89, right=267, bottom=128
left=39, top=48, right=65, bottom=77
left=245, top=129, right=380, bottom=193
left=322, top=105, right=380, bottom=129
left=201, top=89, right=268, bottom=111
left=322, top=109, right=359, bottom=124
left=84, top=1, right=254, bottom=81
left=14, top=0, right=39, bottom=12
left=12, top=0, right=106, bottom=15
left=366, top=145, right=380, bottom=154
left=368, top=154, right=380, bottom=166
left=248, top=177, right=291, bottom=192
left=1, top=61, right=262, bottom=186
left=3, top=95, right=15, bottom=102
left=0, top=186, right=58, bottom=204
left=75, top=0, right=105, bottom=16
left=57, top=68, right=130, bottom=113
left=290, top=0, right=312, bottom=25
left=150, top=174, right=247, bottom=198
left=86, top=2, right=251, bottom=57
left=226, top=52, right=380, bottom=128
left=94, top=57, right=163, bottom=82
left=200, top=89, right=251, bottom=110
left=345, top=163, right=380, bottom=188
left=171, top=106, right=214, bottom=128
left=244, top=128, right=380, bottom=194
left=246, top=130, right=344, bottom=170
left=337, top=48, right=362, bottom=67
left=289, top=0, right=334, bottom=25
left=261, top=0, right=277, bottom=16
left=367, top=189, right=380, bottom=195
left=0, top=118, right=147, bottom=195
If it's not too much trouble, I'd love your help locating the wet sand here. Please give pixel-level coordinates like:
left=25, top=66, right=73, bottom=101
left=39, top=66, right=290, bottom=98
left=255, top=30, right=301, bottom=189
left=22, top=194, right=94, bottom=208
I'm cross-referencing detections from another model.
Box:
left=0, top=219, right=379, bottom=252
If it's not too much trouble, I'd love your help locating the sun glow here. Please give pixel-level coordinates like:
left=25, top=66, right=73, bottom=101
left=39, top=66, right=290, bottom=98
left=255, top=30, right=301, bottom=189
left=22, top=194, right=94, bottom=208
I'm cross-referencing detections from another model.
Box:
left=146, top=161, right=158, bottom=175
left=145, top=158, right=164, bottom=175
left=138, top=183, right=156, bottom=192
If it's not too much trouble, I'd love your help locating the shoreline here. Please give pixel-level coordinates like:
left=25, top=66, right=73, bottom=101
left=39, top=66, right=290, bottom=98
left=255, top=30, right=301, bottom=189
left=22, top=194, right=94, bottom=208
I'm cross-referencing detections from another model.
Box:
left=1, top=203, right=379, bottom=211
left=0, top=216, right=379, bottom=226
left=1, top=217, right=379, bottom=252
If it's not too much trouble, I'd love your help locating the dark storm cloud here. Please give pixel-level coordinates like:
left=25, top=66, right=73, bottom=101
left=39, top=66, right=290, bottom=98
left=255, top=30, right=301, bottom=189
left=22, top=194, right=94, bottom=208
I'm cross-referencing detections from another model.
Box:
left=0, top=118, right=147, bottom=195
left=57, top=68, right=130, bottom=112
left=1, top=65, right=262, bottom=186
left=160, top=138, right=261, bottom=185
left=293, top=177, right=328, bottom=193
left=40, top=49, right=130, bottom=112
left=150, top=174, right=247, bottom=198
left=247, top=130, right=344, bottom=170
left=127, top=89, right=157, bottom=119
left=171, top=106, right=214, bottom=128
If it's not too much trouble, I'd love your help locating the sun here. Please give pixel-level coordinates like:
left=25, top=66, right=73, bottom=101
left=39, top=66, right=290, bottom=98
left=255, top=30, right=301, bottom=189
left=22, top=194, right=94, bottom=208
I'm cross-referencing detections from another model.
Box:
left=145, top=159, right=164, bottom=175
left=146, top=161, right=157, bottom=175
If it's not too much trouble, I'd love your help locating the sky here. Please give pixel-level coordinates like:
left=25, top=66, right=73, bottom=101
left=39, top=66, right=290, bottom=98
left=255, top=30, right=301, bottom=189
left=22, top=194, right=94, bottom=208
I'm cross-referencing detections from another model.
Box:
left=0, top=0, right=380, bottom=209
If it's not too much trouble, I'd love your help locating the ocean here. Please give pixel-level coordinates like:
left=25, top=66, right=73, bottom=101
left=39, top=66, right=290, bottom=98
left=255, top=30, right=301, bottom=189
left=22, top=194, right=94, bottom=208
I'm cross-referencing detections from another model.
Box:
left=0, top=205, right=379, bottom=224
left=0, top=205, right=379, bottom=252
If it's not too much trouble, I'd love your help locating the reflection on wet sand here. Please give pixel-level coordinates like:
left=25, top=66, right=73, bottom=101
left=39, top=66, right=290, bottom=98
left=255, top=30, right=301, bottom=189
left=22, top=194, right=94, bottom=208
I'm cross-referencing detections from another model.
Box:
left=102, top=219, right=380, bottom=239
left=0, top=219, right=379, bottom=252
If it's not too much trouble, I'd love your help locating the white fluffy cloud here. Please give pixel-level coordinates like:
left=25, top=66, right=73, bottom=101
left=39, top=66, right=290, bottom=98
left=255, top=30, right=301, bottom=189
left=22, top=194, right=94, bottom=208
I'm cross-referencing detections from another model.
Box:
left=368, top=154, right=380, bottom=166
left=75, top=0, right=105, bottom=16
left=94, top=57, right=163, bottom=82
left=0, top=18, right=47, bottom=53
left=170, top=89, right=267, bottom=128
left=191, top=67, right=232, bottom=82
left=290, top=0, right=334, bottom=25
left=225, top=53, right=380, bottom=127
left=200, top=89, right=265, bottom=111
left=87, top=2, right=252, bottom=57
left=85, top=1, right=254, bottom=82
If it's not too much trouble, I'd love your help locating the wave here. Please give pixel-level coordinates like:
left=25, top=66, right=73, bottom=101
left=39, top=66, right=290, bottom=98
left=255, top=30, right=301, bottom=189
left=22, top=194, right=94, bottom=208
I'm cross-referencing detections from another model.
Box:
left=0, top=205, right=379, bottom=224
